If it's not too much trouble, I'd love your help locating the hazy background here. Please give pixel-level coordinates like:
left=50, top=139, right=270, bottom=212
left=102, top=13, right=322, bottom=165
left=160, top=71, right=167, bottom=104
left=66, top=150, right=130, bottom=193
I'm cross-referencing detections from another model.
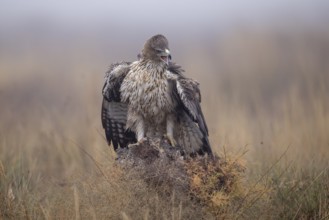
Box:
left=1, top=1, right=329, bottom=219
left=1, top=0, right=329, bottom=176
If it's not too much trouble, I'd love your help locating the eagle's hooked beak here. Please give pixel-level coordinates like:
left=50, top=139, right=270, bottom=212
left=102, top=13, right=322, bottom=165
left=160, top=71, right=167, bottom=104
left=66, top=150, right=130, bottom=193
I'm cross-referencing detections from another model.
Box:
left=158, top=48, right=171, bottom=65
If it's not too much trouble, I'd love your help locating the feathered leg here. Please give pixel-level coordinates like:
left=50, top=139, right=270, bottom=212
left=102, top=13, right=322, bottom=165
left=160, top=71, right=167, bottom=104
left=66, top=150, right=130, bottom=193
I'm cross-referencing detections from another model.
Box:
left=136, top=116, right=145, bottom=142
left=126, top=111, right=146, bottom=145
left=166, top=114, right=177, bottom=146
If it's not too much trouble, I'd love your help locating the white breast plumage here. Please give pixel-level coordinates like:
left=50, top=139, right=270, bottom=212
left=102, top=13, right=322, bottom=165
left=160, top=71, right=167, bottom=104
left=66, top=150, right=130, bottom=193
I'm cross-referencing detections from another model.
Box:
left=120, top=61, right=175, bottom=122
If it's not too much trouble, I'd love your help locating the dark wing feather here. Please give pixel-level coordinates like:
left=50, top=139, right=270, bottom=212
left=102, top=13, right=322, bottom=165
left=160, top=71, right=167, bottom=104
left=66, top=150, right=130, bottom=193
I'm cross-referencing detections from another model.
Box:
left=176, top=78, right=209, bottom=136
left=101, top=62, right=136, bottom=150
left=170, top=67, right=213, bottom=156
left=175, top=111, right=212, bottom=156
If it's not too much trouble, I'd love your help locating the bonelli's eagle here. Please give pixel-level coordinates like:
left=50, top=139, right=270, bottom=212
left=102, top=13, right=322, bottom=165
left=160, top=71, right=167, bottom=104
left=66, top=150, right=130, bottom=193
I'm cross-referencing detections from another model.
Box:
left=102, top=34, right=213, bottom=156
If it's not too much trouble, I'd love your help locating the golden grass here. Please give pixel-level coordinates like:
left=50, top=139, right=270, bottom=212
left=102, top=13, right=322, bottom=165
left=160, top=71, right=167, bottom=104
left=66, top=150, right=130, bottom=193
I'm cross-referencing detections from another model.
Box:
left=1, top=28, right=329, bottom=219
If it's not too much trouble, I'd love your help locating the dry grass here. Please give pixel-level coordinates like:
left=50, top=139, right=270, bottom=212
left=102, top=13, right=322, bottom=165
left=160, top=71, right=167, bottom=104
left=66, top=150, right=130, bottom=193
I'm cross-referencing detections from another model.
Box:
left=1, top=27, right=329, bottom=219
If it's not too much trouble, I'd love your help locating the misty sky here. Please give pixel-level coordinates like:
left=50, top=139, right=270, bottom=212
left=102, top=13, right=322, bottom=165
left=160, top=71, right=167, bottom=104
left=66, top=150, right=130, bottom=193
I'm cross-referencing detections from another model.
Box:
left=1, top=0, right=328, bottom=30
left=1, top=0, right=328, bottom=65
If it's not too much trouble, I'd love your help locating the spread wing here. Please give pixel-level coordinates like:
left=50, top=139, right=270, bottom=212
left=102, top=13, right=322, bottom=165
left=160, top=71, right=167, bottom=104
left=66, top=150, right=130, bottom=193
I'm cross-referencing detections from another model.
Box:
left=101, top=62, right=136, bottom=150
left=169, top=65, right=213, bottom=156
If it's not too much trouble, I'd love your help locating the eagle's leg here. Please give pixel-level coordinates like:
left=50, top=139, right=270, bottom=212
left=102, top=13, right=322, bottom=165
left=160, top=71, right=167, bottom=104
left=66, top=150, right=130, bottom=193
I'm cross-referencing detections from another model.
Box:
left=166, top=114, right=177, bottom=147
left=128, top=117, right=147, bottom=147
left=127, top=112, right=146, bottom=146
left=136, top=116, right=145, bottom=142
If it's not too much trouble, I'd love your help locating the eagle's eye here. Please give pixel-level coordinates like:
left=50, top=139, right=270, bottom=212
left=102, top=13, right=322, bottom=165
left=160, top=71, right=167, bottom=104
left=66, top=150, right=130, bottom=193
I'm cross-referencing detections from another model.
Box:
left=155, top=48, right=163, bottom=53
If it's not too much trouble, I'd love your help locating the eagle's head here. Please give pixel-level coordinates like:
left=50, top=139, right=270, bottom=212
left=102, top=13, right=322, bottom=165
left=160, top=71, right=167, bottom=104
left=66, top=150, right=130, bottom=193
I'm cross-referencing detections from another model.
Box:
left=142, top=34, right=171, bottom=65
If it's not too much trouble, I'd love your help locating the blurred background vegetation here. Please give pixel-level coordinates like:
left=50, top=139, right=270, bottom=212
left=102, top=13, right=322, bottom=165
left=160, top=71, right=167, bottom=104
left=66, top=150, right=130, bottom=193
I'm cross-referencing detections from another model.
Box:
left=1, top=1, right=328, bottom=219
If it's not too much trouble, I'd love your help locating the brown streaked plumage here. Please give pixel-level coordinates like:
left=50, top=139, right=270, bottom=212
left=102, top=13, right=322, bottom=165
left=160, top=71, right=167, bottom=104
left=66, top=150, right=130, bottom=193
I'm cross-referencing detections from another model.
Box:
left=102, top=34, right=213, bottom=156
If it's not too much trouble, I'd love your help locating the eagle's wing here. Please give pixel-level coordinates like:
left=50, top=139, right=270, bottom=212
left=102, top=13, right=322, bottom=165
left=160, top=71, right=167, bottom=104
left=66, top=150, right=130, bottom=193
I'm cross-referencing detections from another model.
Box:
left=169, top=64, right=213, bottom=156
left=101, top=62, right=136, bottom=150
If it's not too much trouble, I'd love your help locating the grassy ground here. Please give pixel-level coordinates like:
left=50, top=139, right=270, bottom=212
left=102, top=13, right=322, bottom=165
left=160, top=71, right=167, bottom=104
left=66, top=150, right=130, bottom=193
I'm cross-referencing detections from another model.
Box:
left=0, top=28, right=328, bottom=219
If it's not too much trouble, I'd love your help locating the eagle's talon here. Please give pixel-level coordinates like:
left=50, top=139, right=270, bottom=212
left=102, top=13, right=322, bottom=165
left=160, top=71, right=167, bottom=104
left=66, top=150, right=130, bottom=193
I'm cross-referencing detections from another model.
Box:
left=164, top=134, right=177, bottom=147
left=139, top=137, right=148, bottom=143
left=129, top=137, right=148, bottom=147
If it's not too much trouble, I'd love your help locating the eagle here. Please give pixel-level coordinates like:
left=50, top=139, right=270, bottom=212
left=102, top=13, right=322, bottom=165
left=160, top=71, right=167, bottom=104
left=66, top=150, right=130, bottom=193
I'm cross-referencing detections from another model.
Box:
left=101, top=34, right=213, bottom=156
